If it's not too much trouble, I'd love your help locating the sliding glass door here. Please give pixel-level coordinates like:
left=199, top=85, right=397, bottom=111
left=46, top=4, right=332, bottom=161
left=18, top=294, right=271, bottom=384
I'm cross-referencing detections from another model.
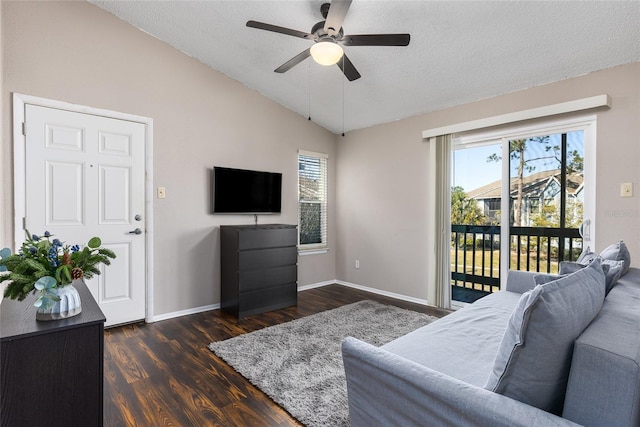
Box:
left=450, top=126, right=587, bottom=306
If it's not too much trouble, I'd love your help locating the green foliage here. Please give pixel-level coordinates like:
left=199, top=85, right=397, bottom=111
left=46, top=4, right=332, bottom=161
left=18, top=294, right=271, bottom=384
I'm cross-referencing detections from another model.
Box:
left=0, top=230, right=116, bottom=303
left=88, top=237, right=102, bottom=248
left=488, top=135, right=584, bottom=227
left=451, top=186, right=489, bottom=248
left=530, top=198, right=584, bottom=229
left=451, top=186, right=485, bottom=225
left=34, top=276, right=59, bottom=309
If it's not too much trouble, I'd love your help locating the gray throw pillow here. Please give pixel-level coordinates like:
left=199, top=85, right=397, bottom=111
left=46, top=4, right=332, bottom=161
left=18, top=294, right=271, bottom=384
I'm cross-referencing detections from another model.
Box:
left=560, top=259, right=619, bottom=293
left=559, top=261, right=586, bottom=275
left=602, top=259, right=624, bottom=294
left=533, top=273, right=562, bottom=285
left=576, top=246, right=597, bottom=264
left=485, top=258, right=606, bottom=415
left=600, top=240, right=631, bottom=276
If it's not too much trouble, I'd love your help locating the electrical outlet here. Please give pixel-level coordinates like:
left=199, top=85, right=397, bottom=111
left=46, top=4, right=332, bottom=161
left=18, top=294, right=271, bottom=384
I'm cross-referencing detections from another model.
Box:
left=157, top=186, right=166, bottom=199
left=621, top=183, right=633, bottom=198
left=355, top=260, right=360, bottom=269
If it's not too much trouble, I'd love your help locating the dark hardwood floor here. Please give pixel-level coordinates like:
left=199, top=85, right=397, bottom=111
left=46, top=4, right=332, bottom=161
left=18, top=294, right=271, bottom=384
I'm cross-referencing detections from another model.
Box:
left=104, top=284, right=449, bottom=426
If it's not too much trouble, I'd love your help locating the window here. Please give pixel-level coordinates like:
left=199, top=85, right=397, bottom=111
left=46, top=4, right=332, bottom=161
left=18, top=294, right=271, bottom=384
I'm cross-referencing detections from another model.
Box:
left=298, top=150, right=328, bottom=251
left=447, top=118, right=594, bottom=308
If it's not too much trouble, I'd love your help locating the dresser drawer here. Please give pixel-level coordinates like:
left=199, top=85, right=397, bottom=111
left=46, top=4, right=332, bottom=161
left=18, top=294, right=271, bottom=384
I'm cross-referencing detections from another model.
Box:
left=238, top=283, right=297, bottom=317
left=239, top=246, right=297, bottom=270
left=238, top=265, right=297, bottom=292
left=238, top=227, right=297, bottom=250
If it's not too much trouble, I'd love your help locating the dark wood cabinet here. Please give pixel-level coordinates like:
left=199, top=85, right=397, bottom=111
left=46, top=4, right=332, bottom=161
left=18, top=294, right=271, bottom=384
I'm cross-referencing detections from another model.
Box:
left=221, top=224, right=298, bottom=318
left=1, top=281, right=106, bottom=427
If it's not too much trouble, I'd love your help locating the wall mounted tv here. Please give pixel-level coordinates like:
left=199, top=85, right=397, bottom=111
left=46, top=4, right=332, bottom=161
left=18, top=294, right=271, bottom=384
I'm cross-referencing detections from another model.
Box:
left=213, top=167, right=282, bottom=214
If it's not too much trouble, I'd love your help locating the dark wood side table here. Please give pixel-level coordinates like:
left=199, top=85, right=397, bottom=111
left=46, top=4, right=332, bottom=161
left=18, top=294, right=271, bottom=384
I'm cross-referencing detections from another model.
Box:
left=1, top=281, right=106, bottom=426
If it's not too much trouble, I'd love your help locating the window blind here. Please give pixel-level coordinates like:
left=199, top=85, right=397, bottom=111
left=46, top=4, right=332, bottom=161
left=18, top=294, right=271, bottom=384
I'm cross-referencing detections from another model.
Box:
left=298, top=150, right=328, bottom=250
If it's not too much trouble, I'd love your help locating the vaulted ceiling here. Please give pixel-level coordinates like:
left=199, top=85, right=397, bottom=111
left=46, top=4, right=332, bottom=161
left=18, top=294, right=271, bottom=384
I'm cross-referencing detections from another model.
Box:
left=89, top=1, right=640, bottom=134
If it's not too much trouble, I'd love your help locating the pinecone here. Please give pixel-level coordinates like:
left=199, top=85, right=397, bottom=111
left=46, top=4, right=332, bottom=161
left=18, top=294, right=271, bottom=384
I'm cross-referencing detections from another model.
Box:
left=71, top=267, right=84, bottom=280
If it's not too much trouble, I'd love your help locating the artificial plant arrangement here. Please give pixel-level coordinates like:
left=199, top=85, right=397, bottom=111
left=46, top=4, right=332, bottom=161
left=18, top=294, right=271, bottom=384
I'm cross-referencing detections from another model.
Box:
left=0, top=231, right=116, bottom=308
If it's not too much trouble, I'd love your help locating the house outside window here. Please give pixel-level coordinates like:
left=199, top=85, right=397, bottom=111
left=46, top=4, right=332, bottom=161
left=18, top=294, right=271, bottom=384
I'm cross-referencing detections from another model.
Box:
left=298, top=150, right=328, bottom=251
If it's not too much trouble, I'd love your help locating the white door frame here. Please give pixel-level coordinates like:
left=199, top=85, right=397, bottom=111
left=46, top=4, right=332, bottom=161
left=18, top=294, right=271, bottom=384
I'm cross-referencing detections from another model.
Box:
left=12, top=93, right=155, bottom=323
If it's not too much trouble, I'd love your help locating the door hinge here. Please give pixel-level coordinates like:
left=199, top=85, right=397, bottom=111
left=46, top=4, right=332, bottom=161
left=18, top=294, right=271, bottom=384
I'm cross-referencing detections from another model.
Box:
left=22, top=122, right=26, bottom=136
left=22, top=217, right=26, bottom=230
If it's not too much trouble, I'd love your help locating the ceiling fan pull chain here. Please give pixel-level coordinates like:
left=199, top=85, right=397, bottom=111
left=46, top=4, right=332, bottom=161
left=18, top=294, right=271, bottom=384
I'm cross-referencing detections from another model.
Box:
left=341, top=56, right=345, bottom=136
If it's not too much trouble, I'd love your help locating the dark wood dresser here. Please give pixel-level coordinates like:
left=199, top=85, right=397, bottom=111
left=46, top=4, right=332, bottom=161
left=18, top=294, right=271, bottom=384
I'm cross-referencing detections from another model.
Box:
left=1, top=281, right=106, bottom=426
left=220, top=224, right=298, bottom=318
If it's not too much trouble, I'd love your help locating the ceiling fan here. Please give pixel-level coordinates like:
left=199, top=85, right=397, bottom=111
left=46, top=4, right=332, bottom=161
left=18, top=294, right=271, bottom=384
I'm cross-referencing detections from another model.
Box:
left=246, top=0, right=410, bottom=81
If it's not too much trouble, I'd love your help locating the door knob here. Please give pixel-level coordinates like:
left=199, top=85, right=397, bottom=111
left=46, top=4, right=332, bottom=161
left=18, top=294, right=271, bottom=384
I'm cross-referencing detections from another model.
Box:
left=128, top=228, right=142, bottom=235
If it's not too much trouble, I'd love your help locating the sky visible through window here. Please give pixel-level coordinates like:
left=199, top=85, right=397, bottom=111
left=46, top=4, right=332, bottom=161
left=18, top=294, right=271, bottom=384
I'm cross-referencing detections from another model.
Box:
left=452, top=131, right=584, bottom=194
left=452, top=143, right=501, bottom=193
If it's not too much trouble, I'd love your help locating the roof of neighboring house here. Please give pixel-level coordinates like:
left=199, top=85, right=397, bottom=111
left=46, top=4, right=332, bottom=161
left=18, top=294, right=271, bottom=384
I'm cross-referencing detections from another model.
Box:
left=466, top=169, right=583, bottom=201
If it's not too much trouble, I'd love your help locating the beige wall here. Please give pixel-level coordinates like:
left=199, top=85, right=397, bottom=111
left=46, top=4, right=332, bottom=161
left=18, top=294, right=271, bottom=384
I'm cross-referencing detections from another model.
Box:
left=1, top=1, right=337, bottom=317
left=337, top=63, right=640, bottom=304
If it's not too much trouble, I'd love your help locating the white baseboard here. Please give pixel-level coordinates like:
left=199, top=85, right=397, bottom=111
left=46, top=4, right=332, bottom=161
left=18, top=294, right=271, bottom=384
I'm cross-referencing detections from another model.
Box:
left=148, top=280, right=431, bottom=323
left=151, top=303, right=220, bottom=323
left=298, top=280, right=336, bottom=291
left=335, top=280, right=431, bottom=307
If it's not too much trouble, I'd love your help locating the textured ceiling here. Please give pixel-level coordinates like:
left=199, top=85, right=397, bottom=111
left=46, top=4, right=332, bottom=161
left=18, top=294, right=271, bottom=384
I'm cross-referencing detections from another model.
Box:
left=89, top=0, right=640, bottom=134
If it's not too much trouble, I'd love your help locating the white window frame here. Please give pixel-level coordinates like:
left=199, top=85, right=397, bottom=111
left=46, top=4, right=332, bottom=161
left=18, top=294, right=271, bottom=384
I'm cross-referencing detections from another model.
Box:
left=298, top=150, right=328, bottom=254
left=454, top=114, right=597, bottom=284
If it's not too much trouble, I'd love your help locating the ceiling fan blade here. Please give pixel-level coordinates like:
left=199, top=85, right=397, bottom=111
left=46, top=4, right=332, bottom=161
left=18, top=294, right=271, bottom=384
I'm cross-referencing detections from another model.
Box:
left=336, top=54, right=361, bottom=81
left=341, top=34, right=411, bottom=47
left=274, top=48, right=312, bottom=73
left=246, top=20, right=314, bottom=40
left=324, top=0, right=352, bottom=37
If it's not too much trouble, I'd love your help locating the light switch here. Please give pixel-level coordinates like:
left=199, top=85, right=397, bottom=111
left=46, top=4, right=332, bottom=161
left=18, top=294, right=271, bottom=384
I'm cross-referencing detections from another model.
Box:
left=620, top=183, right=633, bottom=198
left=157, top=186, right=166, bottom=199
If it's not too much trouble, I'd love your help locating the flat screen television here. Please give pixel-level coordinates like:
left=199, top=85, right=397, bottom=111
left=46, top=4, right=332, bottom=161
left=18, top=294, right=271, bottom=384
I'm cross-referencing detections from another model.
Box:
left=213, top=167, right=282, bottom=214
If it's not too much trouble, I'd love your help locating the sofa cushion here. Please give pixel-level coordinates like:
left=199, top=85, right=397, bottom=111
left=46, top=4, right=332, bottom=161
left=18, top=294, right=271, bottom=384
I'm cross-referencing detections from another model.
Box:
left=599, top=240, right=631, bottom=276
left=560, top=259, right=623, bottom=294
left=505, top=270, right=543, bottom=294
left=533, top=273, right=564, bottom=285
left=484, top=258, right=606, bottom=415
left=606, top=260, right=625, bottom=286
left=576, top=246, right=596, bottom=264
left=382, top=291, right=522, bottom=387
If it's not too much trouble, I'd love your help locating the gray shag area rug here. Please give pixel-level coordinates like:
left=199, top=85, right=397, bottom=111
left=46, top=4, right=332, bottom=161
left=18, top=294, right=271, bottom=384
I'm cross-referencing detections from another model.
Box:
left=208, top=300, right=437, bottom=427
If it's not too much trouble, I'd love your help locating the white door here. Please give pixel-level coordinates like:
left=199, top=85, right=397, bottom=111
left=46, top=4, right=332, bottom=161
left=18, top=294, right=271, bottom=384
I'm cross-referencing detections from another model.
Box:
left=24, top=104, right=146, bottom=327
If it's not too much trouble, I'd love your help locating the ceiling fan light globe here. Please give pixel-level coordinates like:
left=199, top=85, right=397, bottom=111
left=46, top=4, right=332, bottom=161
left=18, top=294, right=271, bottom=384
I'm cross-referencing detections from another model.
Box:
left=310, top=41, right=344, bottom=66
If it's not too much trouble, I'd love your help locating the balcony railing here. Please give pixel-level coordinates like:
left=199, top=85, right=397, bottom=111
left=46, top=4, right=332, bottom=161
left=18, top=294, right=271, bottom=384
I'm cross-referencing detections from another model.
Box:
left=451, top=224, right=582, bottom=303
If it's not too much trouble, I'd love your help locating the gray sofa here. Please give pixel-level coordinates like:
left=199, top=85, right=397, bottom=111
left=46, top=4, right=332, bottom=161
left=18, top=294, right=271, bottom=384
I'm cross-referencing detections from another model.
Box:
left=342, top=263, right=640, bottom=426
